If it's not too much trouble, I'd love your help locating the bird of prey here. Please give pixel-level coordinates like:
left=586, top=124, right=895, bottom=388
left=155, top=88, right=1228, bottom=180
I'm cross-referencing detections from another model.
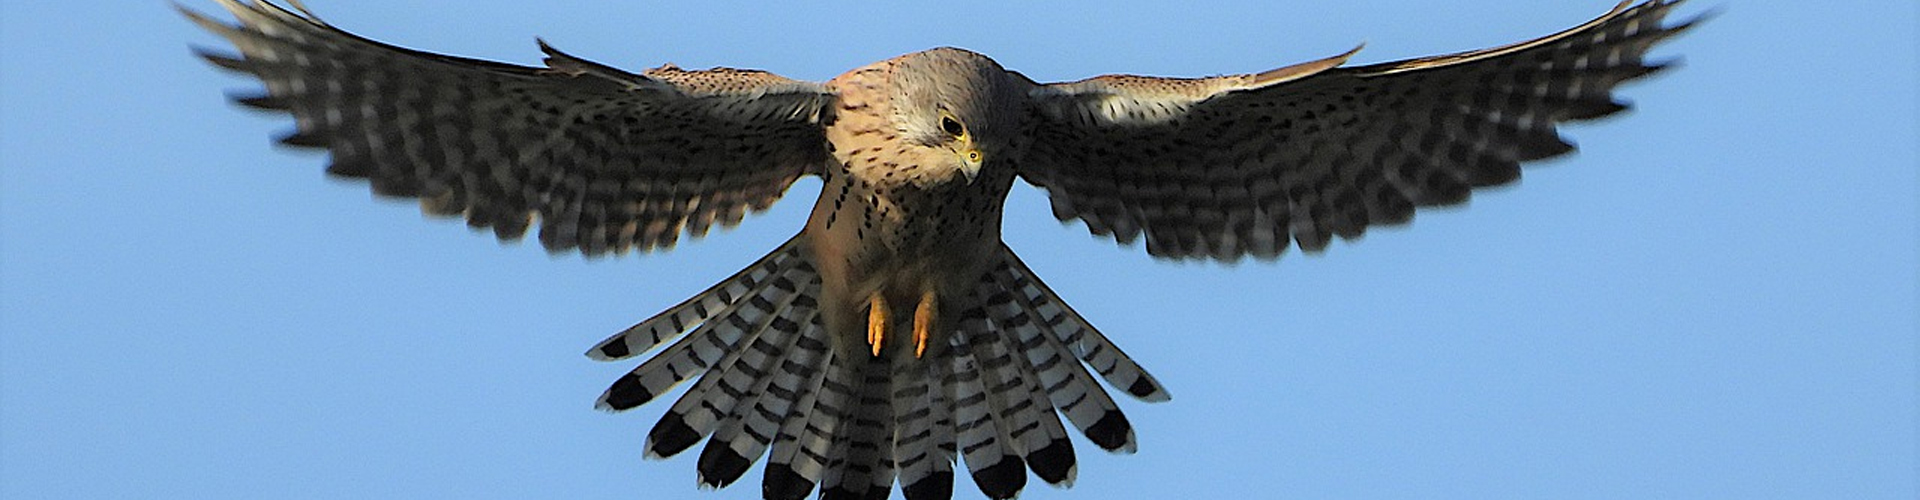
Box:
left=184, top=1, right=1697, bottom=498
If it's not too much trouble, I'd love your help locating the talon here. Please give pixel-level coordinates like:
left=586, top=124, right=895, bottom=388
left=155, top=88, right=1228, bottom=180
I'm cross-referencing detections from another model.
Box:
left=867, top=293, right=887, bottom=357
left=913, top=289, right=936, bottom=358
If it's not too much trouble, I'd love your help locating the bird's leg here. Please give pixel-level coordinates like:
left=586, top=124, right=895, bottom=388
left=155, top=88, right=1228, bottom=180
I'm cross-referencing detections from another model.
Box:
left=867, top=293, right=887, bottom=357
left=912, top=288, right=936, bottom=359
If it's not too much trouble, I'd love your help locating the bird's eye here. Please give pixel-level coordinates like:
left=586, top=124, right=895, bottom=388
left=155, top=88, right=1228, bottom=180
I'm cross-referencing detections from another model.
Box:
left=940, top=116, right=966, bottom=137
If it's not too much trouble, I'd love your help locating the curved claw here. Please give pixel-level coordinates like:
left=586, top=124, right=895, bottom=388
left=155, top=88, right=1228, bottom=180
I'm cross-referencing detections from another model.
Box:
left=867, top=293, right=887, bottom=357
left=913, top=289, right=936, bottom=358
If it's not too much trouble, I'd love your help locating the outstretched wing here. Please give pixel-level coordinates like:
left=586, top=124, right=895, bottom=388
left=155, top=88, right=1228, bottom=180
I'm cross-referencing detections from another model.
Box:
left=1019, top=0, right=1700, bottom=261
left=184, top=0, right=837, bottom=256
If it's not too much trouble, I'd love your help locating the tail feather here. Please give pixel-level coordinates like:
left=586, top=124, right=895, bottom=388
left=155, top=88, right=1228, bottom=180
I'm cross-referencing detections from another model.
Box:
left=951, top=308, right=1029, bottom=500
left=1015, top=362, right=1078, bottom=487
left=697, top=298, right=823, bottom=488
left=761, top=330, right=836, bottom=500
left=892, top=346, right=955, bottom=500
left=766, top=347, right=851, bottom=500
left=999, top=248, right=1171, bottom=403
left=967, top=278, right=1076, bottom=486
left=991, top=292, right=1079, bottom=486
left=983, top=260, right=1139, bottom=454
left=820, top=356, right=895, bottom=500
left=594, top=250, right=806, bottom=413
left=588, top=240, right=804, bottom=361
left=646, top=280, right=807, bottom=458
left=594, top=243, right=1170, bottom=500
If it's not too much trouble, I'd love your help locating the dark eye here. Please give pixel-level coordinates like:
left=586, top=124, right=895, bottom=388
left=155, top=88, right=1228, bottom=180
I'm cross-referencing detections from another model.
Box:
left=941, top=116, right=965, bottom=137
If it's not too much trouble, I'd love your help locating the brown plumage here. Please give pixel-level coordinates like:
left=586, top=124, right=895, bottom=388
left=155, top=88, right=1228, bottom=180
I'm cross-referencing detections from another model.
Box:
left=183, top=1, right=1699, bottom=498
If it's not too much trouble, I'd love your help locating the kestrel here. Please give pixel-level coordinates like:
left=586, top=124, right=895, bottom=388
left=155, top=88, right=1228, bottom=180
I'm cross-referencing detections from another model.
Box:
left=185, top=1, right=1697, bottom=499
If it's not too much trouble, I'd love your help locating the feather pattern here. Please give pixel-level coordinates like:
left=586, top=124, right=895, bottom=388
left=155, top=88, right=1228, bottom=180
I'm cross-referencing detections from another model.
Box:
left=644, top=272, right=811, bottom=459
left=760, top=329, right=838, bottom=500
left=184, top=3, right=1696, bottom=500
left=1020, top=0, right=1701, bottom=261
left=819, top=355, right=896, bottom=500
left=892, top=342, right=956, bottom=500
left=997, top=249, right=1169, bottom=403
left=591, top=242, right=810, bottom=415
left=766, top=345, right=851, bottom=499
left=696, top=302, right=822, bottom=488
left=588, top=239, right=805, bottom=363
left=589, top=238, right=1162, bottom=500
left=948, top=310, right=1028, bottom=500
left=183, top=0, right=835, bottom=256
left=974, top=280, right=1078, bottom=486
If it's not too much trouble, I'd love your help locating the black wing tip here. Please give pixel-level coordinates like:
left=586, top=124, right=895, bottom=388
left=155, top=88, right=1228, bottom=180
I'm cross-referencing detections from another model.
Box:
left=1638, top=0, right=1714, bottom=53
left=593, top=339, right=632, bottom=360
left=695, top=445, right=753, bottom=489
left=1514, top=134, right=1578, bottom=162
left=534, top=37, right=561, bottom=55
left=235, top=94, right=288, bottom=111
left=192, top=48, right=253, bottom=73
left=321, top=157, right=371, bottom=178
left=1662, top=8, right=1717, bottom=40
left=644, top=414, right=702, bottom=458
left=367, top=175, right=423, bottom=198
left=1085, top=410, right=1134, bottom=452
left=971, top=457, right=1028, bottom=500
left=1635, top=58, right=1686, bottom=85
left=272, top=129, right=327, bottom=148
left=762, top=464, right=816, bottom=500
left=902, top=470, right=954, bottom=500
left=1564, top=98, right=1632, bottom=122
left=1125, top=377, right=1163, bottom=401
left=1027, top=439, right=1077, bottom=486
left=819, top=485, right=889, bottom=500
left=598, top=373, right=657, bottom=411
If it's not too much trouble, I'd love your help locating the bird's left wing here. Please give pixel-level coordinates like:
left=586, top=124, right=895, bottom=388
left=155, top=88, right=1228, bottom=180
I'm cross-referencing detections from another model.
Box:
left=1018, top=0, right=1699, bottom=261
left=185, top=0, right=837, bottom=256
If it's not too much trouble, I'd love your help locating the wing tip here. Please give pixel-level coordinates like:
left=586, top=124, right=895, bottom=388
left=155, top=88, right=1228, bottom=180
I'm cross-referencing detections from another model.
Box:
left=585, top=336, right=631, bottom=360
left=536, top=37, right=654, bottom=86
left=763, top=463, right=817, bottom=500
left=597, top=373, right=656, bottom=411
left=644, top=414, right=703, bottom=458
left=970, top=457, right=1028, bottom=500
left=193, top=49, right=251, bottom=72
left=696, top=444, right=754, bottom=489
left=1085, top=410, right=1137, bottom=453
left=1026, top=439, right=1077, bottom=486
left=176, top=3, right=231, bottom=33
left=901, top=470, right=954, bottom=500
left=1125, top=376, right=1172, bottom=403
left=1661, top=5, right=1720, bottom=40
left=1248, top=43, right=1365, bottom=88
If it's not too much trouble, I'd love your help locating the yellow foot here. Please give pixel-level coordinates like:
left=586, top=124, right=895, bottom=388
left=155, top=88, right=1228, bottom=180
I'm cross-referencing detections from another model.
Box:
left=913, top=289, right=936, bottom=358
left=867, top=293, right=887, bottom=357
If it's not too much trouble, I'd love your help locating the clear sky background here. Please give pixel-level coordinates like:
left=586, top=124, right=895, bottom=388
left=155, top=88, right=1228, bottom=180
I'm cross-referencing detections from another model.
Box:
left=2, top=1, right=1913, bottom=498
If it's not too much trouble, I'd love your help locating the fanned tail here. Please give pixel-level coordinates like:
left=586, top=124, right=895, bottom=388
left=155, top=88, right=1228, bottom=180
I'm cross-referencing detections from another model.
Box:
left=591, top=241, right=1170, bottom=500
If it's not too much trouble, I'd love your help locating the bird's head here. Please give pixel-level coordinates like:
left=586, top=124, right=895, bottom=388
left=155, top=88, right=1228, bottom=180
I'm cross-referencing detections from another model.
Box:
left=889, top=47, right=1028, bottom=185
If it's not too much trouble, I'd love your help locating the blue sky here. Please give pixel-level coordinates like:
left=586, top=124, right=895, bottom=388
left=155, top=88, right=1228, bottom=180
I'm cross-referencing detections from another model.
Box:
left=2, top=1, right=1913, bottom=498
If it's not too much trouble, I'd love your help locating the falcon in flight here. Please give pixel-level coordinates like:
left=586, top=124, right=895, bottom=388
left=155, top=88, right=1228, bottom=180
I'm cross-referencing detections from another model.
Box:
left=185, top=1, right=1697, bottom=498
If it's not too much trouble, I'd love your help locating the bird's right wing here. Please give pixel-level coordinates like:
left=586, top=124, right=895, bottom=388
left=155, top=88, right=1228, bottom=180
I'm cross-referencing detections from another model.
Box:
left=184, top=0, right=838, bottom=256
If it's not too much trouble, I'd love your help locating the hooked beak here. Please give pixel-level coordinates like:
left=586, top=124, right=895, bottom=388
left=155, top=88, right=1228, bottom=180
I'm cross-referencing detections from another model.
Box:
left=959, top=148, right=983, bottom=184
